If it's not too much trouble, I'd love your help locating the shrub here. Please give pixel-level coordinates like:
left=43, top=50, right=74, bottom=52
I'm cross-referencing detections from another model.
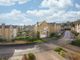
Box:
left=14, top=36, right=45, bottom=43
left=50, top=33, right=56, bottom=37
left=54, top=47, right=66, bottom=57
left=28, top=53, right=36, bottom=60
left=0, top=38, right=6, bottom=42
left=15, top=36, right=33, bottom=41
left=72, top=31, right=79, bottom=36
left=50, top=33, right=61, bottom=38
left=71, top=39, right=80, bottom=47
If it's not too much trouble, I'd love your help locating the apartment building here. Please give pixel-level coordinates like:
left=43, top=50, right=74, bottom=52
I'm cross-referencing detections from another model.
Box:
left=34, top=21, right=62, bottom=38
left=12, top=21, right=62, bottom=38
left=70, top=20, right=80, bottom=33
left=72, top=23, right=80, bottom=33
left=0, top=23, right=18, bottom=41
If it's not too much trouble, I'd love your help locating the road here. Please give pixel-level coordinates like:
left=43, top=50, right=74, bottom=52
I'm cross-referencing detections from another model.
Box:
left=57, top=30, right=74, bottom=45
left=63, top=30, right=72, bottom=39
left=56, top=30, right=80, bottom=52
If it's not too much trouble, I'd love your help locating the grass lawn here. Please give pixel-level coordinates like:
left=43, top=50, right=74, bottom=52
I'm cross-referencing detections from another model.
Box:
left=33, top=39, right=46, bottom=43
left=13, top=36, right=46, bottom=44
left=0, top=35, right=48, bottom=44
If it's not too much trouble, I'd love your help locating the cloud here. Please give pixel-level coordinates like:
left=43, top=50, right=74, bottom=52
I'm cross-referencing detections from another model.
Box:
left=0, top=0, right=29, bottom=6
left=0, top=0, right=79, bottom=25
left=0, top=9, right=80, bottom=25
left=26, top=9, right=52, bottom=17
left=0, top=9, right=34, bottom=25
left=46, top=11, right=80, bottom=23
left=26, top=8, right=80, bottom=23
left=41, top=0, right=73, bottom=8
left=26, top=0, right=80, bottom=23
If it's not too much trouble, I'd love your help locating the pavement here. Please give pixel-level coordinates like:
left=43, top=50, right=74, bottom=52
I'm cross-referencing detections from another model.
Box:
left=57, top=30, right=74, bottom=45
left=35, top=50, right=65, bottom=60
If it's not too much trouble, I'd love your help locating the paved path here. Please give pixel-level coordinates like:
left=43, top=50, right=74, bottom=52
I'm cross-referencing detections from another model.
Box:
left=57, top=30, right=74, bottom=45
left=36, top=50, right=65, bottom=60
left=56, top=30, right=80, bottom=53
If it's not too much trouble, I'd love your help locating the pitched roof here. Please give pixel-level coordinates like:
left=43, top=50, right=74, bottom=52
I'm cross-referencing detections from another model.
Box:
left=0, top=24, right=18, bottom=28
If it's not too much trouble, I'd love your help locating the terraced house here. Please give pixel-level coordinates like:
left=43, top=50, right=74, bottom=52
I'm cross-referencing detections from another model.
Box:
left=34, top=21, right=62, bottom=38
left=0, top=23, right=18, bottom=41
left=17, top=21, right=62, bottom=38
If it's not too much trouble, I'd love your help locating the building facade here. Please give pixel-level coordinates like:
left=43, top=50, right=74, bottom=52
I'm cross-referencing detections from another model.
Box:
left=71, top=23, right=80, bottom=33
left=71, top=20, right=80, bottom=33
left=0, top=24, right=18, bottom=41
left=34, top=21, right=62, bottom=38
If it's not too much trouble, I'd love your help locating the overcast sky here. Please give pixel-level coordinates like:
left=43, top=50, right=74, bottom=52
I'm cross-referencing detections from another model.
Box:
left=0, top=0, right=80, bottom=25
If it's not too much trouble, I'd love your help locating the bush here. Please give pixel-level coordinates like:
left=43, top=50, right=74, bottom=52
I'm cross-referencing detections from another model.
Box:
left=50, top=33, right=61, bottom=38
left=28, top=53, right=36, bottom=60
left=72, top=31, right=79, bottom=36
left=0, top=38, right=6, bottom=42
left=54, top=47, right=66, bottom=57
left=14, top=36, right=45, bottom=43
left=71, top=39, right=80, bottom=47
left=15, top=36, right=33, bottom=41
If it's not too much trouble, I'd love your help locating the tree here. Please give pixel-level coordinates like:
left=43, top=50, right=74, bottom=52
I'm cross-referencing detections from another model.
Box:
left=37, top=31, right=40, bottom=39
